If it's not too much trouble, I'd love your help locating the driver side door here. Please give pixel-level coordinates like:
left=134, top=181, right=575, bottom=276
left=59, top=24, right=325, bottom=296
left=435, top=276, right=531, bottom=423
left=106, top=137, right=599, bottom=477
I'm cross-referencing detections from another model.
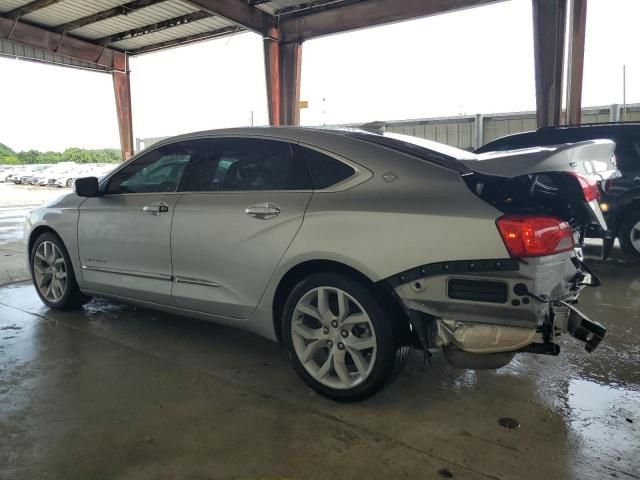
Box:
left=77, top=142, right=192, bottom=304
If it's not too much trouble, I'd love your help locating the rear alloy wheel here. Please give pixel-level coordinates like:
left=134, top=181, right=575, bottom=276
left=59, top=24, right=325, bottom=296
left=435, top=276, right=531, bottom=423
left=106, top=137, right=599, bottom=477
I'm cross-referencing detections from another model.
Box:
left=283, top=273, right=407, bottom=401
left=619, top=211, right=640, bottom=263
left=31, top=232, right=89, bottom=309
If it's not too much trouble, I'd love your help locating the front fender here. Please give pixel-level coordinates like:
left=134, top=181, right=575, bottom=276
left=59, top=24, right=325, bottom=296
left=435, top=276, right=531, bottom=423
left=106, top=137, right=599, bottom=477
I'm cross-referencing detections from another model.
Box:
left=26, top=193, right=84, bottom=287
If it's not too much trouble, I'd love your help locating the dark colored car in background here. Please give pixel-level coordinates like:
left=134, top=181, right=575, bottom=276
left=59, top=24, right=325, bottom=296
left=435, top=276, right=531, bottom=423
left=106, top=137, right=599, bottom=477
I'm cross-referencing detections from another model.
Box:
left=475, top=123, right=640, bottom=262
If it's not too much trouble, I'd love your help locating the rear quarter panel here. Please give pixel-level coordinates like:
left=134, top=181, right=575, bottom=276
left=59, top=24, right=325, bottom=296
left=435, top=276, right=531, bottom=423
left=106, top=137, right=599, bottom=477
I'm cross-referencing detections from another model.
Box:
left=259, top=144, right=510, bottom=315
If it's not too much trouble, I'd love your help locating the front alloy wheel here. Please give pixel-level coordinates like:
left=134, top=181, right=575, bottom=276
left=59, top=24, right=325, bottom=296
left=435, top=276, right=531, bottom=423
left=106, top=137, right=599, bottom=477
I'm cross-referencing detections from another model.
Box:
left=33, top=240, right=68, bottom=302
left=283, top=273, right=408, bottom=401
left=30, top=232, right=89, bottom=309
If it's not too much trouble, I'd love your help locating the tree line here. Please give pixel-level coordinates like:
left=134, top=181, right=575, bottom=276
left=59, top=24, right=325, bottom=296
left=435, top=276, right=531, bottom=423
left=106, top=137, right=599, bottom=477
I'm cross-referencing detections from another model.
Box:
left=0, top=143, right=121, bottom=164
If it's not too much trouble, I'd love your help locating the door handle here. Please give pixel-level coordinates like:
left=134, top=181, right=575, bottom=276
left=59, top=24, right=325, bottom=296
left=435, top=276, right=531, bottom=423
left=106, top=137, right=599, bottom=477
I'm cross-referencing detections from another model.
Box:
left=142, top=202, right=169, bottom=215
left=245, top=202, right=281, bottom=220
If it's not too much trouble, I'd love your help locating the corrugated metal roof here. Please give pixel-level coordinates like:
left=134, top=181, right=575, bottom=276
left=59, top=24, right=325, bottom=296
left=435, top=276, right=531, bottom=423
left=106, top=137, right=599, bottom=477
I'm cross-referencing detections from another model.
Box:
left=71, top=1, right=199, bottom=40
left=109, top=15, right=236, bottom=50
left=21, top=0, right=131, bottom=28
left=0, top=0, right=382, bottom=61
left=0, top=37, right=109, bottom=71
left=256, top=0, right=347, bottom=16
left=0, top=0, right=31, bottom=13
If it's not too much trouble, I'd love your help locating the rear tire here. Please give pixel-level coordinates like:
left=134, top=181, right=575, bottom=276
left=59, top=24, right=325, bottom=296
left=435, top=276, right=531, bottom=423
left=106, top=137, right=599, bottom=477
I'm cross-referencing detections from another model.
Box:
left=282, top=272, right=408, bottom=402
left=30, top=232, right=89, bottom=310
left=618, top=211, right=640, bottom=263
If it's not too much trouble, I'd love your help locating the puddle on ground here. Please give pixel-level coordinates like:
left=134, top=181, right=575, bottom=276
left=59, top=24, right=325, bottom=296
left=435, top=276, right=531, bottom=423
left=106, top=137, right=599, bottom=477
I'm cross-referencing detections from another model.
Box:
left=567, top=378, right=639, bottom=472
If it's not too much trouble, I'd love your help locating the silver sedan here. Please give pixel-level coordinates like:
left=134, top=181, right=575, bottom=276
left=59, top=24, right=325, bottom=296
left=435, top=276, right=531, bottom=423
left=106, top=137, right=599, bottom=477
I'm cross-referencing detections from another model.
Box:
left=25, top=126, right=615, bottom=400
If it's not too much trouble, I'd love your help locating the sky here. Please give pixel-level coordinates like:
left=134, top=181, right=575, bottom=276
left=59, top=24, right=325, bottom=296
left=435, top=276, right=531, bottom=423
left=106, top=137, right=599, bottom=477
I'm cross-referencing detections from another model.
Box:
left=0, top=0, right=638, bottom=152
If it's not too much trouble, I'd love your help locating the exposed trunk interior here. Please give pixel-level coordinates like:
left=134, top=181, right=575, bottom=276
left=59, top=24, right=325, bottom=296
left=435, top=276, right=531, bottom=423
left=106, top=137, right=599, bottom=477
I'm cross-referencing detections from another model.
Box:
left=464, top=172, right=594, bottom=230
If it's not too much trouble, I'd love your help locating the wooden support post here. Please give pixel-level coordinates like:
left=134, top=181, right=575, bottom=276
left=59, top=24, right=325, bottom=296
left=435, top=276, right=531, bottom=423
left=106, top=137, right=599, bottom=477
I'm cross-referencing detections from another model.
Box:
left=112, top=54, right=134, bottom=160
left=532, top=0, right=567, bottom=127
left=566, top=0, right=587, bottom=125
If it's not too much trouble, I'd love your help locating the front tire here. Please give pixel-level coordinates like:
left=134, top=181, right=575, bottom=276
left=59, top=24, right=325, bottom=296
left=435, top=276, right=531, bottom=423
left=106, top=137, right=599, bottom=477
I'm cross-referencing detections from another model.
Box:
left=619, top=211, right=640, bottom=263
left=282, top=272, right=407, bottom=402
left=30, top=232, right=89, bottom=309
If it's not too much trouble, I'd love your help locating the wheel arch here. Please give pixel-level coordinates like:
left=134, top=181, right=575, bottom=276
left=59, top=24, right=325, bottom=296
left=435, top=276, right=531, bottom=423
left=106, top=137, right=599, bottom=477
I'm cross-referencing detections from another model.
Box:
left=28, top=225, right=61, bottom=257
left=271, top=259, right=414, bottom=346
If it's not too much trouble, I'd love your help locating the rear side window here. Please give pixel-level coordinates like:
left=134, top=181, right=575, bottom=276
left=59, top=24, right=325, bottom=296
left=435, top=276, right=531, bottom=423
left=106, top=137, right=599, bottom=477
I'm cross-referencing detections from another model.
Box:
left=181, top=138, right=312, bottom=191
left=298, top=146, right=355, bottom=189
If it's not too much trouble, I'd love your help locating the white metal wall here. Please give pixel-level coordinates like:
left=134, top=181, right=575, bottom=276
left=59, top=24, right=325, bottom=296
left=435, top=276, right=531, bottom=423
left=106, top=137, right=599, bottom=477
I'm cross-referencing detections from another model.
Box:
left=138, top=104, right=640, bottom=152
left=386, top=104, right=640, bottom=150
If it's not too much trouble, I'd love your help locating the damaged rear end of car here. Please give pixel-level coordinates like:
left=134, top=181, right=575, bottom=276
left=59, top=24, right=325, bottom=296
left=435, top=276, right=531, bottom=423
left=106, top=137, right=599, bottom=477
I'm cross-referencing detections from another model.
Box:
left=388, top=139, right=617, bottom=369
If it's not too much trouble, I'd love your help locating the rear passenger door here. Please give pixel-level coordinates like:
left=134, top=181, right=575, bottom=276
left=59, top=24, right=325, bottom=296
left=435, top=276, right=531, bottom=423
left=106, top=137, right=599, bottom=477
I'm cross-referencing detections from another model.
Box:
left=171, top=137, right=313, bottom=319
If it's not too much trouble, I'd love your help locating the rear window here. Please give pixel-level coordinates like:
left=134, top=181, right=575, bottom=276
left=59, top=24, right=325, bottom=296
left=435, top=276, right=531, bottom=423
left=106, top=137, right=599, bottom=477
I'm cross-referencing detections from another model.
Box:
left=346, top=131, right=473, bottom=174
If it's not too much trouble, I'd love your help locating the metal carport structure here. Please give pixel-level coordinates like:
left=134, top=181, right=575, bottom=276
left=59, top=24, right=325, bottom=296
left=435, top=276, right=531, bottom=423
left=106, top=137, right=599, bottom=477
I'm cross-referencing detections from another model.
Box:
left=0, top=0, right=587, bottom=159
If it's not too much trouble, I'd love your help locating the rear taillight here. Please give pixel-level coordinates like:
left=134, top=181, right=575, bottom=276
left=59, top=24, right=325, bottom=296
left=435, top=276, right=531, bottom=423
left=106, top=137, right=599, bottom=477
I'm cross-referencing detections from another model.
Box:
left=496, top=215, right=574, bottom=257
left=570, top=173, right=600, bottom=202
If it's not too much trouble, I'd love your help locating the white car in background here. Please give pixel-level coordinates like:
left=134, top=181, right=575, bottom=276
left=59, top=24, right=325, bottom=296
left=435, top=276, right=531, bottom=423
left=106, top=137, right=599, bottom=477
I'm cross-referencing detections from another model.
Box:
left=54, top=165, right=96, bottom=188
left=34, top=163, right=77, bottom=187
left=0, top=167, right=22, bottom=182
left=14, top=165, right=51, bottom=184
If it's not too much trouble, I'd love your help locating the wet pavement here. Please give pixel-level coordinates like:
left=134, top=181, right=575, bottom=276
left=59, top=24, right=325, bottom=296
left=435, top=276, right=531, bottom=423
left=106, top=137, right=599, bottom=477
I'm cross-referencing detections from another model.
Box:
left=0, top=183, right=71, bottom=286
left=1, top=260, right=638, bottom=479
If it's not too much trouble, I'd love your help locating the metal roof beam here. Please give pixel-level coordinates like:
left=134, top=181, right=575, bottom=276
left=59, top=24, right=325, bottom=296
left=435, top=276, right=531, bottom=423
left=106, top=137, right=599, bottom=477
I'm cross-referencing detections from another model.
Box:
left=129, top=25, right=242, bottom=54
left=53, top=0, right=160, bottom=33
left=181, top=0, right=278, bottom=39
left=279, top=0, right=505, bottom=42
left=6, top=0, right=64, bottom=19
left=96, top=10, right=211, bottom=46
left=0, top=15, right=126, bottom=71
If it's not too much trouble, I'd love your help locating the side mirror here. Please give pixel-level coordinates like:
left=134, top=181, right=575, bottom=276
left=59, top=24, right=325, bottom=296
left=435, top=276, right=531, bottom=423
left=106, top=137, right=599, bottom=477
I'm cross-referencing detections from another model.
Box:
left=74, top=177, right=100, bottom=197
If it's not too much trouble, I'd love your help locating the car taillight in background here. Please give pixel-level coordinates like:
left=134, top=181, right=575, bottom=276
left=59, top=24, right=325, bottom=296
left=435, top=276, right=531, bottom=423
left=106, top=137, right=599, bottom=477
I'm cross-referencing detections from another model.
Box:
left=570, top=172, right=600, bottom=202
left=496, top=215, right=575, bottom=257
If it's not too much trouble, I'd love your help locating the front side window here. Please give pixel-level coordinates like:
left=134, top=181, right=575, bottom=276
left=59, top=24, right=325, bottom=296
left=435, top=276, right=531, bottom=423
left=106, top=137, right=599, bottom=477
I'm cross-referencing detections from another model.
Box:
left=181, top=138, right=311, bottom=192
left=106, top=142, right=193, bottom=194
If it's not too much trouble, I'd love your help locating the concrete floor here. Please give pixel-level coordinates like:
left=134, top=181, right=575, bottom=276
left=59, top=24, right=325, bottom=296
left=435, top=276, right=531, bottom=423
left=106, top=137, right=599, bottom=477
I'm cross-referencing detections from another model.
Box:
left=1, top=184, right=639, bottom=480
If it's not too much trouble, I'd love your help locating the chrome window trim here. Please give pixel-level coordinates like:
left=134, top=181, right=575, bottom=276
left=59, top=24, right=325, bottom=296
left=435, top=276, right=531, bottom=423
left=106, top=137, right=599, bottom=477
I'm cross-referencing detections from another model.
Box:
left=81, top=265, right=171, bottom=281
left=174, top=276, right=220, bottom=288
left=99, top=134, right=371, bottom=195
